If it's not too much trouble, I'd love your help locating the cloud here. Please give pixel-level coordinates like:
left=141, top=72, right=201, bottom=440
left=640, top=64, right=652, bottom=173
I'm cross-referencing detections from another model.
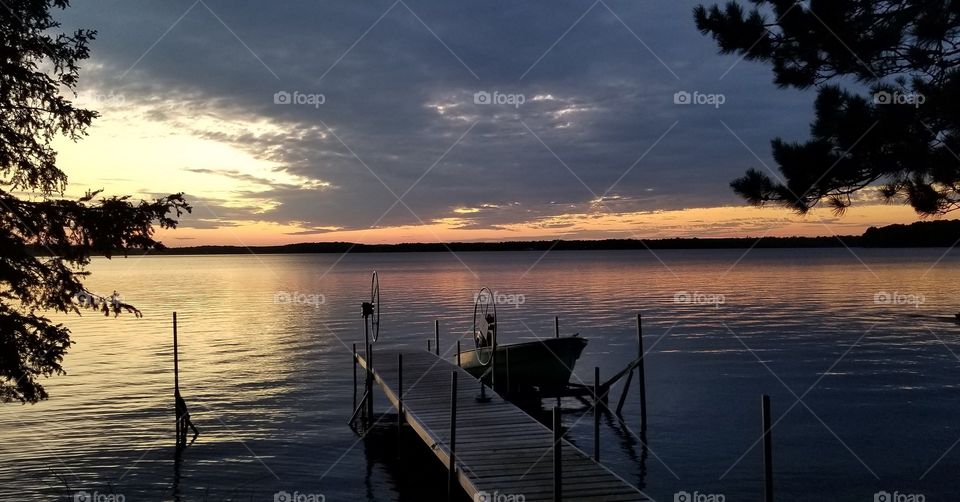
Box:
left=57, top=0, right=830, bottom=238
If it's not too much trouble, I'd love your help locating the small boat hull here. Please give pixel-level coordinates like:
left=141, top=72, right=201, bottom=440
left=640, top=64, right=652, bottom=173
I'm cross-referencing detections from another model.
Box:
left=457, top=336, right=588, bottom=395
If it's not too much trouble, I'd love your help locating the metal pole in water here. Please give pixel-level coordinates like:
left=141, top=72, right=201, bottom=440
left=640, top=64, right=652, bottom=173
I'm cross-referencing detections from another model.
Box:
left=762, top=394, right=774, bottom=502
left=594, top=366, right=600, bottom=461
left=553, top=405, right=562, bottom=502
left=173, top=312, right=180, bottom=445
left=448, top=371, right=458, bottom=501
left=637, top=313, right=647, bottom=425
left=398, top=354, right=404, bottom=435
left=556, top=316, right=561, bottom=408
left=457, top=340, right=461, bottom=367
left=352, top=343, right=357, bottom=412
left=435, top=319, right=440, bottom=356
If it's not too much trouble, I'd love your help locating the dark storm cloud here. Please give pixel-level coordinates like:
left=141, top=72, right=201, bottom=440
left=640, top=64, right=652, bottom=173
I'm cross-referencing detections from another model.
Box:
left=60, top=0, right=816, bottom=232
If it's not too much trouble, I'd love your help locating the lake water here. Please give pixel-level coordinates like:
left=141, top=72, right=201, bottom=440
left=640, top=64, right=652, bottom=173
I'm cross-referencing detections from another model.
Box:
left=2, top=249, right=960, bottom=501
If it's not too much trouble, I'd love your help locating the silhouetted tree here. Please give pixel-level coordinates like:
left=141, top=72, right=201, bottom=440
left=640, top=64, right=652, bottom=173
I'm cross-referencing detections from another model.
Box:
left=695, top=1, right=960, bottom=215
left=1, top=0, right=190, bottom=403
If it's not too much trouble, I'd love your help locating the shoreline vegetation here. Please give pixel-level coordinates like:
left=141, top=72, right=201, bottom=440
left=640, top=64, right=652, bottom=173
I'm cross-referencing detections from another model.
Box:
left=145, top=219, right=960, bottom=254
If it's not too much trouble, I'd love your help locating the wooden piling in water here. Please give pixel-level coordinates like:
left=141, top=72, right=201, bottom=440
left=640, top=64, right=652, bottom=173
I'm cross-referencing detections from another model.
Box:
left=435, top=320, right=440, bottom=356
left=456, top=340, right=461, bottom=367
left=762, top=394, right=774, bottom=502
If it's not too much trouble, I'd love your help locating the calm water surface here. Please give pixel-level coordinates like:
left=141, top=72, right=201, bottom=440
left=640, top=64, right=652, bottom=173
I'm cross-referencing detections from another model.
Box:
left=3, top=249, right=960, bottom=501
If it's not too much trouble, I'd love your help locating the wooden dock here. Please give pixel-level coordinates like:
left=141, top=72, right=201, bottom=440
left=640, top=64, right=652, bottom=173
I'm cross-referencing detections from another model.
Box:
left=356, top=348, right=649, bottom=501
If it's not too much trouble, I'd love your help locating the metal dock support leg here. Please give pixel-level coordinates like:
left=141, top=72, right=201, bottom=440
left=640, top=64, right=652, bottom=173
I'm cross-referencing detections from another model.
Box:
left=448, top=372, right=458, bottom=501
left=594, top=366, right=600, bottom=461
left=637, top=313, right=647, bottom=425
left=763, top=394, right=774, bottom=502
left=553, top=406, right=562, bottom=502
left=398, top=354, right=404, bottom=434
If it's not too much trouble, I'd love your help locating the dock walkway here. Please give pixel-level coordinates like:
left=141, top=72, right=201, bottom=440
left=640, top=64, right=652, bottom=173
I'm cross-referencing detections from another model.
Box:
left=356, top=348, right=649, bottom=501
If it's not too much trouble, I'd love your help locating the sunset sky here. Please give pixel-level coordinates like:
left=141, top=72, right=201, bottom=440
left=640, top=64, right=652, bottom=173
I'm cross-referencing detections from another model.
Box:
left=51, top=0, right=927, bottom=246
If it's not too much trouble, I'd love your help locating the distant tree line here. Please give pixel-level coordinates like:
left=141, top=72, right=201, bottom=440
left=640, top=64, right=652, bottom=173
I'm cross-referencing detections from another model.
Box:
left=33, top=219, right=955, bottom=256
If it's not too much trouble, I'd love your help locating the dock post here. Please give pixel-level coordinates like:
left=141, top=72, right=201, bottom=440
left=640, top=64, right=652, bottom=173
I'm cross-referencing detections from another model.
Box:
left=173, top=312, right=180, bottom=447
left=555, top=317, right=561, bottom=408
left=448, top=372, right=458, bottom=501
left=427, top=338, right=431, bottom=353
left=398, top=354, right=403, bottom=434
left=762, top=394, right=774, bottom=502
left=352, top=343, right=357, bottom=412
left=366, top=343, right=374, bottom=423
left=553, top=406, right=562, bottom=502
left=594, top=366, right=600, bottom=461
left=435, top=320, right=440, bottom=356
left=637, top=313, right=647, bottom=425
left=456, top=340, right=461, bottom=367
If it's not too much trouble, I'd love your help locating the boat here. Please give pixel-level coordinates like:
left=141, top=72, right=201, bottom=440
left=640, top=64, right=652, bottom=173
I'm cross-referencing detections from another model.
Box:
left=457, top=335, right=588, bottom=396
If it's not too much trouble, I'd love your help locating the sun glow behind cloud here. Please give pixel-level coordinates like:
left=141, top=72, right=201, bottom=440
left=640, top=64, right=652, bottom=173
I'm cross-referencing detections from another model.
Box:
left=48, top=91, right=929, bottom=247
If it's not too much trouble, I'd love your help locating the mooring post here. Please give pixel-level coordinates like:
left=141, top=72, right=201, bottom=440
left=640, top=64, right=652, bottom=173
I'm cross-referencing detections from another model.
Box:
left=457, top=340, right=461, bottom=367
left=435, top=320, right=440, bottom=356
left=555, top=316, right=562, bottom=408
left=553, top=405, right=562, bottom=502
left=448, top=371, right=458, bottom=501
left=398, top=354, right=404, bottom=434
left=352, top=343, right=357, bottom=412
left=173, top=312, right=180, bottom=446
left=366, top=342, right=374, bottom=423
left=427, top=338, right=431, bottom=353
left=762, top=394, right=774, bottom=502
left=594, top=366, right=600, bottom=461
left=637, top=313, right=647, bottom=425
